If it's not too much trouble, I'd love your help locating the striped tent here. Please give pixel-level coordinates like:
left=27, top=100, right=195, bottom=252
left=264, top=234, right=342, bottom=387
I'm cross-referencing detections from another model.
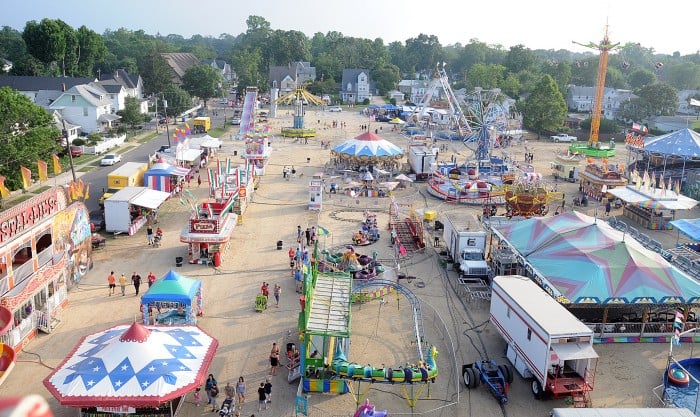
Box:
left=144, top=161, right=190, bottom=192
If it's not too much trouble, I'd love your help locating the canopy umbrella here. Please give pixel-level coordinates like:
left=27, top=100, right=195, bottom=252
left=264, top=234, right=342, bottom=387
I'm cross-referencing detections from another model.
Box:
left=669, top=218, right=700, bottom=242
left=44, top=322, right=218, bottom=408
left=394, top=174, right=414, bottom=182
left=389, top=118, right=406, bottom=124
left=362, top=171, right=375, bottom=182
left=331, top=132, right=404, bottom=160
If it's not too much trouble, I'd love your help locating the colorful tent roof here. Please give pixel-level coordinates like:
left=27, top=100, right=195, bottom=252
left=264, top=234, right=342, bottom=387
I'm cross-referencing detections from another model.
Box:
left=146, top=162, right=190, bottom=177
left=141, top=270, right=201, bottom=306
left=43, top=323, right=217, bottom=408
left=642, top=128, right=700, bottom=159
left=331, top=132, right=404, bottom=159
left=491, top=212, right=700, bottom=304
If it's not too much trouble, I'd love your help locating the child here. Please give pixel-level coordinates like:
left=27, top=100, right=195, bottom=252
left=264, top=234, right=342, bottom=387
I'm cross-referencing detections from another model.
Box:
left=193, top=387, right=202, bottom=406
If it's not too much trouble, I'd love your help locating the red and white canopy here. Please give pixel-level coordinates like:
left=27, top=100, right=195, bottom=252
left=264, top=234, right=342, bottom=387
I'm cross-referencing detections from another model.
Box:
left=43, top=323, right=218, bottom=408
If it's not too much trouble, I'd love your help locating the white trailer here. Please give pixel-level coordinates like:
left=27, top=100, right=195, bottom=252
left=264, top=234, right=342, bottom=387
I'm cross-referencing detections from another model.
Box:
left=490, top=275, right=598, bottom=404
left=104, top=187, right=169, bottom=235
left=407, top=144, right=437, bottom=180
left=442, top=213, right=489, bottom=280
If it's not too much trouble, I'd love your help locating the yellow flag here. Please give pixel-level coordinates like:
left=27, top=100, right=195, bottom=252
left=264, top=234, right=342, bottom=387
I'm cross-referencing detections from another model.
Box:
left=84, top=183, right=90, bottom=200
left=37, top=160, right=48, bottom=182
left=76, top=179, right=85, bottom=198
left=20, top=166, right=32, bottom=189
left=0, top=176, right=10, bottom=198
left=52, top=154, right=62, bottom=174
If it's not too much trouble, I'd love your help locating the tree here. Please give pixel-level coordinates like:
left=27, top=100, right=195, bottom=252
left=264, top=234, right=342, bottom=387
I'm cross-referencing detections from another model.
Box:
left=636, top=83, right=679, bottom=116
left=580, top=117, right=619, bottom=134
left=75, top=26, right=107, bottom=77
left=116, top=96, right=143, bottom=129
left=22, top=19, right=67, bottom=75
left=504, top=44, right=535, bottom=74
left=372, top=64, right=400, bottom=95
left=520, top=75, right=567, bottom=138
left=181, top=65, right=223, bottom=104
left=230, top=48, right=263, bottom=91
left=542, top=61, right=572, bottom=96
left=0, top=87, right=61, bottom=190
left=139, top=48, right=174, bottom=96
left=665, top=62, right=700, bottom=90
left=160, top=85, right=192, bottom=118
left=405, top=34, right=442, bottom=76
left=628, top=68, right=656, bottom=89
left=466, top=63, right=505, bottom=90
left=0, top=26, right=27, bottom=67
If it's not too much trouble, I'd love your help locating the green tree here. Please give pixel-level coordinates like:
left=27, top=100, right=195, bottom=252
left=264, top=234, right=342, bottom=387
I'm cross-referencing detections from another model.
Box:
left=466, top=63, right=505, bottom=90
left=116, top=96, right=143, bottom=129
left=230, top=48, right=263, bottom=90
left=182, top=64, right=223, bottom=105
left=0, top=26, right=27, bottom=68
left=75, top=26, right=107, bottom=77
left=405, top=34, right=442, bottom=75
left=504, top=44, right=535, bottom=74
left=636, top=83, right=679, bottom=116
left=313, top=52, right=342, bottom=83
left=628, top=68, right=656, bottom=89
left=160, top=85, right=192, bottom=118
left=269, top=30, right=310, bottom=66
left=372, top=64, right=401, bottom=95
left=22, top=19, right=67, bottom=75
left=139, top=47, right=173, bottom=96
left=580, top=117, right=619, bottom=134
left=665, top=62, right=700, bottom=90
left=0, top=87, right=61, bottom=190
left=520, top=74, right=567, bottom=138
left=542, top=61, right=572, bottom=96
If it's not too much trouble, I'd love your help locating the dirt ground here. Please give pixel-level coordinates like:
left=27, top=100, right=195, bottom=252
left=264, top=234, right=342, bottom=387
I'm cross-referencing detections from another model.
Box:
left=1, top=100, right=699, bottom=417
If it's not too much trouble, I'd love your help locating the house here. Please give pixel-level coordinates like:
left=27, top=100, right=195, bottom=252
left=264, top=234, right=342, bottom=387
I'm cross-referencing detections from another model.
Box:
left=48, top=83, right=119, bottom=134
left=51, top=110, right=81, bottom=144
left=678, top=90, right=700, bottom=115
left=0, top=75, right=95, bottom=106
left=1, top=58, right=12, bottom=73
left=566, top=85, right=636, bottom=120
left=397, top=79, right=430, bottom=104
left=202, top=59, right=235, bottom=83
left=340, top=69, right=371, bottom=104
left=160, top=53, right=200, bottom=84
left=269, top=62, right=316, bottom=93
left=97, top=69, right=148, bottom=113
left=386, top=90, right=405, bottom=102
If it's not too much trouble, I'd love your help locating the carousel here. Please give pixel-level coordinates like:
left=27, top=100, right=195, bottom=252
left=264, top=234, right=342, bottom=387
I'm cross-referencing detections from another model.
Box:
left=43, top=322, right=218, bottom=416
left=330, top=132, right=404, bottom=171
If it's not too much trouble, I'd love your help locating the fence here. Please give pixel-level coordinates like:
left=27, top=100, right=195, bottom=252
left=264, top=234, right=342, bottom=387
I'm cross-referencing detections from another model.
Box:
left=83, top=134, right=126, bottom=155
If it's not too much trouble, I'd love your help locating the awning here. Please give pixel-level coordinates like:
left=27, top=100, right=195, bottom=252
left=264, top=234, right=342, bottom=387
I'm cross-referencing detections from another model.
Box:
left=131, top=189, right=171, bottom=209
left=669, top=218, right=700, bottom=241
left=177, top=149, right=203, bottom=163
left=608, top=186, right=698, bottom=210
left=551, top=343, right=598, bottom=361
left=98, top=114, right=121, bottom=122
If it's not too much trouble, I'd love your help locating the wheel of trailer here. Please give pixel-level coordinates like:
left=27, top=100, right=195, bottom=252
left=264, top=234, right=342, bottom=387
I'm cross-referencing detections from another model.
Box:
left=531, top=379, right=543, bottom=399
left=463, top=368, right=473, bottom=388
left=471, top=366, right=481, bottom=387
left=498, top=364, right=512, bottom=384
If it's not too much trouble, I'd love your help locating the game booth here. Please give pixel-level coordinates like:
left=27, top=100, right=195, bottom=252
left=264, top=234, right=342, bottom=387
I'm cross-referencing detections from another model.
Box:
left=43, top=322, right=218, bottom=417
left=141, top=270, right=203, bottom=326
left=143, top=161, right=191, bottom=193
left=179, top=195, right=237, bottom=266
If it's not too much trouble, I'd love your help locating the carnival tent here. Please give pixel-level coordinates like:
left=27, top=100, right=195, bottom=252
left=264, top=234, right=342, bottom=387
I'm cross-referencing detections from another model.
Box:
left=608, top=186, right=698, bottom=210
left=141, top=270, right=203, bottom=325
left=669, top=218, right=700, bottom=242
left=331, top=132, right=404, bottom=161
left=144, top=161, right=191, bottom=192
left=491, top=211, right=700, bottom=304
left=43, top=322, right=218, bottom=408
left=642, top=128, right=700, bottom=159
left=187, top=134, right=222, bottom=151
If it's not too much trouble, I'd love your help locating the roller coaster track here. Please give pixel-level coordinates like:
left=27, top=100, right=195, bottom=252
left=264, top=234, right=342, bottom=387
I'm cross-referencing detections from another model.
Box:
left=352, top=279, right=426, bottom=363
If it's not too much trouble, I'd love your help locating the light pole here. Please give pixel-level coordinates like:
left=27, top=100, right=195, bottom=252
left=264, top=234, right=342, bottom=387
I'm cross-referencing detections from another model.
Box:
left=61, top=120, right=77, bottom=183
left=163, top=97, right=171, bottom=148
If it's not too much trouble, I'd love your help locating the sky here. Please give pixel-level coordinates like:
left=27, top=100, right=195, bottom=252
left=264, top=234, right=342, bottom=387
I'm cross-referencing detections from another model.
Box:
left=3, top=0, right=698, bottom=56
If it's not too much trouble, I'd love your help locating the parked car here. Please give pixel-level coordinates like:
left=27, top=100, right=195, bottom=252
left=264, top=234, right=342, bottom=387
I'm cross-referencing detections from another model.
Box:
left=376, top=115, right=391, bottom=122
left=89, top=210, right=106, bottom=232
left=157, top=116, right=170, bottom=125
left=231, top=117, right=242, bottom=125
left=70, top=145, right=83, bottom=157
left=328, top=106, right=342, bottom=112
left=100, top=153, right=122, bottom=166
left=551, top=134, right=578, bottom=143
left=158, top=145, right=172, bottom=153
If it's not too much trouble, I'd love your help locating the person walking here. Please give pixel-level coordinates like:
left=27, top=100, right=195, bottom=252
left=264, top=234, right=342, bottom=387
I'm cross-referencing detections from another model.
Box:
left=235, top=376, right=246, bottom=406
left=209, top=382, right=219, bottom=412
left=107, top=271, right=116, bottom=296
left=197, top=175, right=202, bottom=187
left=147, top=271, right=156, bottom=288
left=605, top=199, right=612, bottom=216
left=305, top=228, right=311, bottom=246
left=131, top=272, right=142, bottom=295
left=297, top=225, right=302, bottom=243
left=224, top=382, right=235, bottom=400
left=147, top=226, right=154, bottom=246
left=269, top=343, right=280, bottom=375
left=205, top=374, right=218, bottom=407
left=263, top=377, right=272, bottom=404
left=118, top=273, right=127, bottom=296
left=273, top=284, right=281, bottom=307
left=257, top=383, right=267, bottom=411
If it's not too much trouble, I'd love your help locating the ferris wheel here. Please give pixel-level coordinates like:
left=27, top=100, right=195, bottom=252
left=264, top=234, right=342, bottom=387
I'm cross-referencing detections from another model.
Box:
left=460, top=88, right=521, bottom=161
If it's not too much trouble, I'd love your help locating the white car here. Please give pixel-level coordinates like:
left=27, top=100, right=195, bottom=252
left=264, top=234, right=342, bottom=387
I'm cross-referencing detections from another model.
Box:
left=231, top=117, right=241, bottom=125
left=328, top=106, right=342, bottom=112
left=551, top=134, right=578, bottom=143
left=100, top=153, right=122, bottom=166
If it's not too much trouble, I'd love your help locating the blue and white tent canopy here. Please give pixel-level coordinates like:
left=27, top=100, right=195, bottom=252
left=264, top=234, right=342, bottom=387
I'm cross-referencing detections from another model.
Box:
left=43, top=323, right=218, bottom=408
left=331, top=132, right=404, bottom=161
left=643, top=128, right=700, bottom=160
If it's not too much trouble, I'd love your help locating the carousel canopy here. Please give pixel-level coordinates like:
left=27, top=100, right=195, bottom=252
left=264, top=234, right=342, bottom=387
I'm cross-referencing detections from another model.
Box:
left=43, top=322, right=218, bottom=408
left=492, top=211, right=700, bottom=304
left=141, top=270, right=201, bottom=306
left=641, top=128, right=700, bottom=159
left=331, top=132, right=404, bottom=159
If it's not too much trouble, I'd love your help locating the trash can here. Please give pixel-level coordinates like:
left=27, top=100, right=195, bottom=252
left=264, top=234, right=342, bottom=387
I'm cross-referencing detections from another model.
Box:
left=276, top=240, right=283, bottom=250
left=175, top=256, right=183, bottom=267
left=233, top=150, right=238, bottom=156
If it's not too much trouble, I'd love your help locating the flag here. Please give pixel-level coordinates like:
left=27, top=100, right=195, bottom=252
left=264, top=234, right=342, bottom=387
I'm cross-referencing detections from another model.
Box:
left=690, top=98, right=700, bottom=107
left=84, top=183, right=90, bottom=200
left=37, top=160, right=48, bottom=182
left=0, top=176, right=9, bottom=198
left=52, top=154, right=62, bottom=174
left=317, top=226, right=330, bottom=236
left=20, top=165, right=32, bottom=189
left=76, top=179, right=85, bottom=198
left=185, top=123, right=191, bottom=135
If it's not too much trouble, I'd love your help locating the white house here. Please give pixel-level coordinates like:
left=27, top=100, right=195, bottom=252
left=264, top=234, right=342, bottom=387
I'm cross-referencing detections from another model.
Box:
left=340, top=69, right=371, bottom=103
left=678, top=89, right=700, bottom=115
left=269, top=62, right=316, bottom=93
left=97, top=69, right=148, bottom=113
left=203, top=59, right=235, bottom=83
left=398, top=79, right=430, bottom=104
left=566, top=85, right=636, bottom=120
left=49, top=83, right=120, bottom=134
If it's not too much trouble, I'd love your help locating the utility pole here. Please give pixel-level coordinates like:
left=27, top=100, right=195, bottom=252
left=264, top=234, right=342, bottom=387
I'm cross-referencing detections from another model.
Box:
left=61, top=120, right=77, bottom=183
left=163, top=97, right=171, bottom=148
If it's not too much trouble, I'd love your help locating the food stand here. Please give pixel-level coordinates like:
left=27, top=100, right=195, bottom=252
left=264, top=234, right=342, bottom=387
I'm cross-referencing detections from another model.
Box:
left=141, top=270, right=203, bottom=326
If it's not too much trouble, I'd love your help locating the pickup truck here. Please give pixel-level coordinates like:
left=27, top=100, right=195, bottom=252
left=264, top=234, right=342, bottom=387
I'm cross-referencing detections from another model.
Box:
left=550, top=134, right=578, bottom=143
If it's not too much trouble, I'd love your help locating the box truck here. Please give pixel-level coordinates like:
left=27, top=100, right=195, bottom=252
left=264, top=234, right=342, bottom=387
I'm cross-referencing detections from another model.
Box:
left=490, top=275, right=598, bottom=405
left=100, top=162, right=148, bottom=205
left=193, top=117, right=211, bottom=133
left=408, top=144, right=437, bottom=181
left=442, top=213, right=490, bottom=280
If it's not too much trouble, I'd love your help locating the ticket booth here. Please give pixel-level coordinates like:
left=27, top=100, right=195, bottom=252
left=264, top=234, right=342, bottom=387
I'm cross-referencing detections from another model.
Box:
left=309, top=173, right=324, bottom=211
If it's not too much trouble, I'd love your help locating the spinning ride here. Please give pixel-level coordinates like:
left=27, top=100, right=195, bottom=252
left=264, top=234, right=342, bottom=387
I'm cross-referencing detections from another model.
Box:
left=275, top=85, right=325, bottom=138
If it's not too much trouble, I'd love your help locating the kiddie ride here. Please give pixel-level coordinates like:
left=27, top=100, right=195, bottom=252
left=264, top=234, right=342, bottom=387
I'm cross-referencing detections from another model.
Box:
left=462, top=359, right=513, bottom=404
left=319, top=247, right=384, bottom=279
